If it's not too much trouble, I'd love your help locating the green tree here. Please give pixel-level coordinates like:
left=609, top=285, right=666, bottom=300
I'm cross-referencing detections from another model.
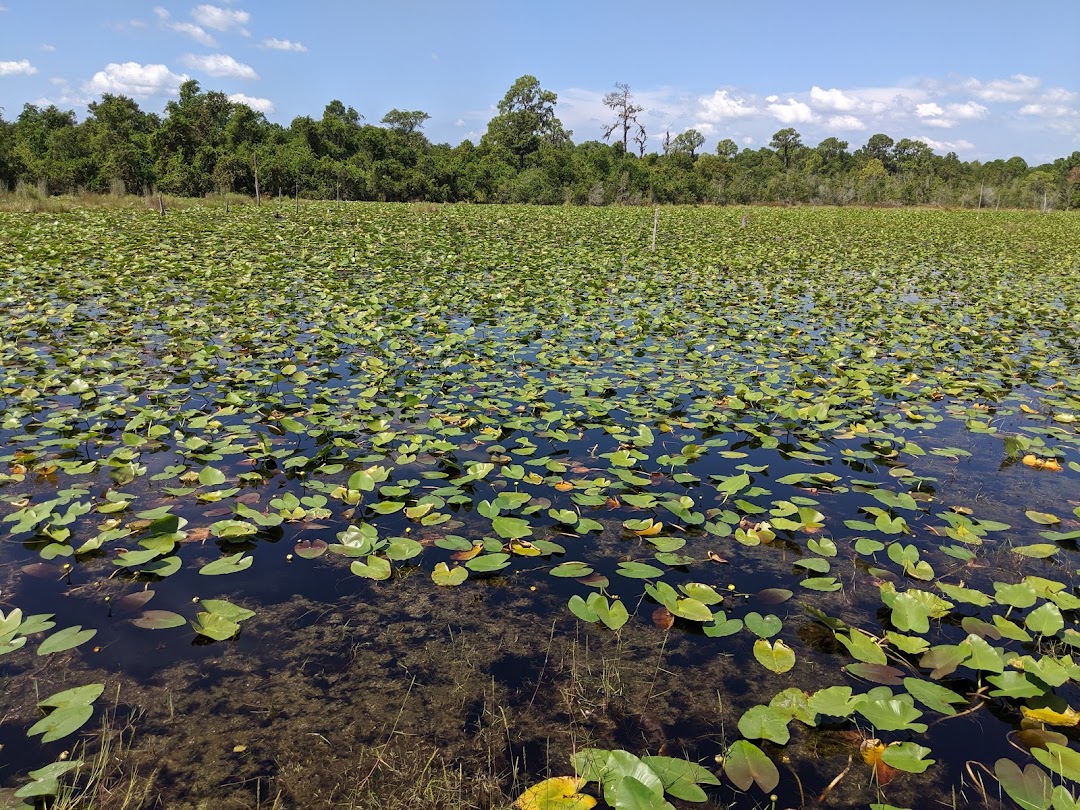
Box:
left=769, top=128, right=803, bottom=169
left=12, top=104, right=90, bottom=193
left=859, top=133, right=895, bottom=171
left=813, top=137, right=849, bottom=175
left=483, top=75, right=571, bottom=168
left=381, top=109, right=430, bottom=135
left=0, top=110, right=16, bottom=190
left=671, top=129, right=706, bottom=159
left=83, top=94, right=158, bottom=194
left=715, top=138, right=738, bottom=160
left=152, top=80, right=233, bottom=195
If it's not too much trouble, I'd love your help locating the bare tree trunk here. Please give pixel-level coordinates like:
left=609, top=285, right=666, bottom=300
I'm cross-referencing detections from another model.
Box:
left=158, top=193, right=165, bottom=216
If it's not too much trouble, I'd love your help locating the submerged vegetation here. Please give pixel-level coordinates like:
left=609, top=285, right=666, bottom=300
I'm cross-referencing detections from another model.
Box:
left=0, top=203, right=1079, bottom=808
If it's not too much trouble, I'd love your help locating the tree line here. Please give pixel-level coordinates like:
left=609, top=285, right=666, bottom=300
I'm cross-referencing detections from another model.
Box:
left=1, top=75, right=1078, bottom=209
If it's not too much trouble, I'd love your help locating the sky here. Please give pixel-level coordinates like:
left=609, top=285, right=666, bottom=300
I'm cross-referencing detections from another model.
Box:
left=1, top=1, right=1078, bottom=164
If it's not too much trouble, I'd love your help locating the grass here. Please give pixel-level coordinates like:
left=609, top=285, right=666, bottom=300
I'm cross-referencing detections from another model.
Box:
left=0, top=187, right=257, bottom=214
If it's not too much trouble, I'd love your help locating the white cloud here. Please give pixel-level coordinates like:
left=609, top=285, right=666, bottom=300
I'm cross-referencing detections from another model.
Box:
left=41, top=44, right=56, bottom=52
left=768, top=98, right=814, bottom=124
left=454, top=118, right=466, bottom=127
left=1019, top=103, right=1077, bottom=118
left=192, top=4, right=250, bottom=34
left=182, top=53, right=258, bottom=80
left=698, top=89, right=755, bottom=121
left=962, top=73, right=1040, bottom=103
left=86, top=62, right=188, bottom=98
left=810, top=86, right=858, bottom=111
left=153, top=6, right=170, bottom=20
left=107, top=18, right=146, bottom=31
left=916, top=135, right=974, bottom=153
left=0, top=59, right=38, bottom=76
left=261, top=37, right=307, bottom=52
left=168, top=21, right=217, bottom=46
left=228, top=93, right=273, bottom=113
left=827, top=114, right=866, bottom=131
left=765, top=95, right=778, bottom=103
left=915, top=100, right=987, bottom=129
left=741, top=136, right=754, bottom=145
left=948, top=101, right=989, bottom=120
left=1042, top=87, right=1078, bottom=104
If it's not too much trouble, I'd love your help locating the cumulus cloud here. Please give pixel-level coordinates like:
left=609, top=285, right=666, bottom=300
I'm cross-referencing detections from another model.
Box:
left=698, top=89, right=755, bottom=121
left=948, top=101, right=989, bottom=120
left=810, top=86, right=859, bottom=112
left=86, top=62, right=188, bottom=98
left=827, top=114, right=866, bottom=131
left=1019, top=103, right=1077, bottom=118
left=170, top=21, right=217, bottom=46
left=768, top=98, right=814, bottom=124
left=228, top=92, right=274, bottom=113
left=915, top=101, right=988, bottom=128
left=261, top=37, right=307, bottom=52
left=182, top=53, right=258, bottom=80
left=916, top=135, right=975, bottom=153
left=0, top=59, right=37, bottom=76
left=961, top=73, right=1040, bottom=103
left=192, top=4, right=250, bottom=34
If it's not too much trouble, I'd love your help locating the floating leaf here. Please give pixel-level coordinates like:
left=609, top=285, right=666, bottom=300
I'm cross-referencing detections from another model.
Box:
left=616, top=561, right=665, bottom=579
left=1033, top=743, right=1080, bottom=783
left=722, top=740, right=779, bottom=793
left=199, top=552, right=253, bottom=576
left=350, top=556, right=392, bottom=580
left=994, top=759, right=1052, bottom=810
left=132, top=610, right=186, bottom=630
left=1025, top=510, right=1060, bottom=526
left=37, top=626, right=96, bottom=656
left=514, top=776, right=596, bottom=810
left=1021, top=705, right=1080, bottom=728
left=550, top=561, right=593, bottom=578
left=744, top=612, right=782, bottom=639
left=294, top=539, right=328, bottom=559
left=431, top=562, right=468, bottom=587
left=753, top=639, right=795, bottom=673
left=880, top=742, right=935, bottom=774
left=738, top=705, right=791, bottom=745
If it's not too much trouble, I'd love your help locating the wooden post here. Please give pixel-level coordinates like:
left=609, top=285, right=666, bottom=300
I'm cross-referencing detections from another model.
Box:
left=225, top=192, right=229, bottom=214
left=295, top=180, right=299, bottom=215
left=158, top=193, right=165, bottom=216
left=741, top=214, right=748, bottom=229
left=651, top=208, right=658, bottom=253
left=253, top=152, right=261, bottom=207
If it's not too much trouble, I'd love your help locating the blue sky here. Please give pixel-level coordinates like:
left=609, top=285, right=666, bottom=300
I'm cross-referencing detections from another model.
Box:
left=1, top=1, right=1078, bottom=163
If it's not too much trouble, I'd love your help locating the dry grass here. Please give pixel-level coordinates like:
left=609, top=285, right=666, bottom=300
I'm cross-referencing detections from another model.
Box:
left=0, top=187, right=255, bottom=214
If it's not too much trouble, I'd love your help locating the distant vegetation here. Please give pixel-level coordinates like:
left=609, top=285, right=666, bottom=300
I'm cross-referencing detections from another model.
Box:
left=1, top=75, right=1078, bottom=208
